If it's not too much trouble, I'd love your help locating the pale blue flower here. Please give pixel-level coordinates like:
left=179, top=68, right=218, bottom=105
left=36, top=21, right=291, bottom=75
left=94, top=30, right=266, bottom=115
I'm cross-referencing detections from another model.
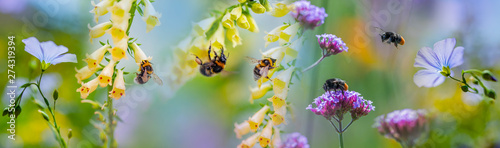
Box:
left=22, top=37, right=77, bottom=70
left=413, top=38, right=464, bottom=87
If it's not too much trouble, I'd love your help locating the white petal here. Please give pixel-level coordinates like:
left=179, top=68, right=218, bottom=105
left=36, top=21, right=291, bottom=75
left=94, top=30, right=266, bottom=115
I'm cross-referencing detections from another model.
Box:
left=40, top=41, right=68, bottom=63
left=433, top=38, right=456, bottom=65
left=448, top=46, right=464, bottom=68
left=413, top=69, right=445, bottom=87
left=414, top=46, right=441, bottom=71
left=50, top=54, right=77, bottom=65
left=22, top=37, right=44, bottom=61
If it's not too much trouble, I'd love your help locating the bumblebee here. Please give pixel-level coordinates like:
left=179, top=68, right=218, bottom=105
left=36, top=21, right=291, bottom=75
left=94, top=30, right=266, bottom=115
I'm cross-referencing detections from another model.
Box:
left=246, top=57, right=277, bottom=81
left=375, top=27, right=405, bottom=48
left=134, top=60, right=163, bottom=85
left=194, top=44, right=227, bottom=77
left=323, top=78, right=348, bottom=92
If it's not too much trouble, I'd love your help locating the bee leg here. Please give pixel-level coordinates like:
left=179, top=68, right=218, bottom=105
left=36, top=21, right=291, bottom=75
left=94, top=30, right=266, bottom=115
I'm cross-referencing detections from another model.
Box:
left=394, top=42, right=398, bottom=48
left=207, top=45, right=212, bottom=61
left=194, top=55, right=203, bottom=65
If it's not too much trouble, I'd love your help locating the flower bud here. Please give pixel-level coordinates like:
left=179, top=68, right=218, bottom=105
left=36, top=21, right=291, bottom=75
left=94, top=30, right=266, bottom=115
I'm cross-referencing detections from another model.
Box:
left=251, top=3, right=266, bottom=14
left=482, top=70, right=497, bottom=82
left=486, top=89, right=496, bottom=99
left=230, top=6, right=242, bottom=20
left=38, top=110, right=50, bottom=121
left=236, top=14, right=250, bottom=29
left=261, top=0, right=273, bottom=12
left=245, top=13, right=259, bottom=33
left=238, top=0, right=246, bottom=3
left=460, top=85, right=468, bottom=92
left=222, top=13, right=234, bottom=29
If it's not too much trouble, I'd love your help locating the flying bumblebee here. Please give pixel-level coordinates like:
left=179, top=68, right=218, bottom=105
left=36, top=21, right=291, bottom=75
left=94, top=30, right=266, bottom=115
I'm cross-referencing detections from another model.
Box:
left=246, top=57, right=277, bottom=81
left=134, top=60, right=163, bottom=85
left=323, top=78, right=348, bottom=92
left=194, top=44, right=228, bottom=77
left=375, top=27, right=405, bottom=48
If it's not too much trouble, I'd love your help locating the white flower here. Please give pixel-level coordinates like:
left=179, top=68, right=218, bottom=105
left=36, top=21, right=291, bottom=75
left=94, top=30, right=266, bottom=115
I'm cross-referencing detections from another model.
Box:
left=84, top=44, right=110, bottom=71
left=130, top=42, right=152, bottom=64
left=88, top=21, right=113, bottom=42
left=22, top=37, right=77, bottom=70
left=90, top=0, right=115, bottom=23
left=142, top=0, right=161, bottom=33
left=109, top=69, right=125, bottom=99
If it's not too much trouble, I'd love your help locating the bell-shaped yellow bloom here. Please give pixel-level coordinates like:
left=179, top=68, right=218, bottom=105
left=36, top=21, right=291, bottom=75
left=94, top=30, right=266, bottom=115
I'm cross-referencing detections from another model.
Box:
left=222, top=13, right=234, bottom=29
left=237, top=132, right=260, bottom=148
left=248, top=105, right=270, bottom=132
left=267, top=96, right=285, bottom=109
left=109, top=69, right=125, bottom=100
left=256, top=69, right=277, bottom=88
left=271, top=105, right=287, bottom=125
left=209, top=23, right=225, bottom=50
left=279, top=23, right=300, bottom=45
left=230, top=6, right=242, bottom=20
left=236, top=14, right=250, bottom=29
left=84, top=45, right=110, bottom=71
left=88, top=21, right=113, bottom=42
left=107, top=26, right=128, bottom=45
left=108, top=0, right=133, bottom=25
left=108, top=38, right=129, bottom=61
left=226, top=27, right=242, bottom=48
left=77, top=77, right=99, bottom=99
left=238, top=0, right=246, bottom=3
left=271, top=128, right=282, bottom=148
left=259, top=120, right=273, bottom=147
left=264, top=24, right=289, bottom=47
left=130, top=42, right=152, bottom=64
left=192, top=17, right=216, bottom=36
left=272, top=67, right=294, bottom=99
left=75, top=65, right=102, bottom=84
left=271, top=3, right=290, bottom=17
left=245, top=13, right=259, bottom=33
left=97, top=60, right=116, bottom=87
left=90, top=0, right=115, bottom=23
left=249, top=83, right=272, bottom=104
left=251, top=3, right=266, bottom=14
left=142, top=0, right=161, bottom=33
left=234, top=121, right=251, bottom=139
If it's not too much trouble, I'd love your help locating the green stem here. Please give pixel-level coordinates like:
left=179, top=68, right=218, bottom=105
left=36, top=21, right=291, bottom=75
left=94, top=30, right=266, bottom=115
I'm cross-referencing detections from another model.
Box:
left=302, top=55, right=326, bottom=73
left=342, top=119, right=354, bottom=132
left=463, top=70, right=489, bottom=93
left=107, top=86, right=116, bottom=148
left=328, top=119, right=340, bottom=133
left=338, top=119, right=344, bottom=148
left=126, top=0, right=138, bottom=35
left=448, top=75, right=478, bottom=93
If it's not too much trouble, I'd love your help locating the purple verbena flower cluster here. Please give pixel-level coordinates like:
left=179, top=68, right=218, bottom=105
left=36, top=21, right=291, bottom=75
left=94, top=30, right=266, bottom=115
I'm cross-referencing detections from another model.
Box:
left=306, top=90, right=374, bottom=120
left=291, top=0, right=328, bottom=30
left=374, top=109, right=428, bottom=147
left=280, top=132, right=310, bottom=148
left=316, top=34, right=348, bottom=55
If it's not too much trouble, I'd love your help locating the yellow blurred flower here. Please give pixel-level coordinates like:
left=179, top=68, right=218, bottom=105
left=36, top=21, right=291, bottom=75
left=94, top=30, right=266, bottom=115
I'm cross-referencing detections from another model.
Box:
left=97, top=60, right=116, bottom=87
left=130, top=42, right=152, bottom=64
left=248, top=105, right=270, bottom=132
left=264, top=24, right=289, bottom=47
left=109, top=69, right=125, bottom=100
left=272, top=67, right=294, bottom=99
left=230, top=6, right=242, bottom=20
left=279, top=23, right=300, bottom=45
left=251, top=3, right=266, bottom=14
left=222, top=13, right=235, bottom=29
left=77, top=77, right=100, bottom=99
left=88, top=21, right=113, bottom=42
left=108, top=38, right=129, bottom=61
left=238, top=132, right=260, bottom=148
left=238, top=0, right=246, bottom=3
left=271, top=3, right=290, bottom=17
left=259, top=120, right=273, bottom=147
left=245, top=13, right=259, bottom=33
left=236, top=14, right=250, bottom=29
left=209, top=23, right=225, bottom=50
left=267, top=96, right=285, bottom=109
left=108, top=0, right=133, bottom=25
left=234, top=121, right=251, bottom=139
left=83, top=44, right=110, bottom=71
left=90, top=0, right=115, bottom=23
left=250, top=83, right=272, bottom=104
left=75, top=65, right=101, bottom=84
left=226, top=27, right=242, bottom=47
left=271, top=127, right=282, bottom=148
left=142, top=0, right=161, bottom=33
left=271, top=105, right=287, bottom=125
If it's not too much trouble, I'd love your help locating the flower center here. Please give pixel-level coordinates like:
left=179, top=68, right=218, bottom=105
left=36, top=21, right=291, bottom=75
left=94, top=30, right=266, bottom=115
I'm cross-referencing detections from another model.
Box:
left=439, top=66, right=451, bottom=77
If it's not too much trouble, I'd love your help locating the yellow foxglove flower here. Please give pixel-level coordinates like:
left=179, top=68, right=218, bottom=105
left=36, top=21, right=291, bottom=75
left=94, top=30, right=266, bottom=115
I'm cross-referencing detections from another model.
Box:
left=264, top=24, right=289, bottom=47
left=271, top=128, right=282, bottom=148
left=262, top=0, right=273, bottom=12
left=108, top=0, right=134, bottom=25
left=109, top=69, right=125, bottom=99
left=234, top=121, right=251, bottom=139
left=279, top=23, right=300, bottom=45
left=251, top=3, right=266, bottom=14
left=108, top=38, right=129, bottom=61
left=142, top=0, right=161, bottom=33
left=259, top=120, right=273, bottom=147
left=236, top=14, right=250, bottom=29
left=237, top=132, right=260, bottom=148
left=107, top=26, right=128, bottom=44
left=130, top=42, right=152, bottom=64
left=271, top=105, right=287, bottom=125
left=75, top=65, right=102, bottom=84
left=238, top=0, right=246, bottom=3
left=250, top=83, right=272, bottom=104
left=248, top=105, right=270, bottom=132
left=209, top=23, right=225, bottom=50
left=90, top=0, right=115, bottom=23
left=77, top=77, right=99, bottom=99
left=192, top=17, right=216, bottom=36
left=226, top=27, right=242, bottom=48
left=245, top=13, right=259, bottom=33
left=271, top=3, right=290, bottom=17
left=272, top=67, right=294, bottom=99
left=84, top=44, right=110, bottom=71
left=97, top=60, right=116, bottom=87
left=230, top=6, right=242, bottom=20
left=88, top=21, right=113, bottom=42
left=256, top=69, right=277, bottom=87
left=267, top=96, right=285, bottom=109
left=222, top=13, right=234, bottom=29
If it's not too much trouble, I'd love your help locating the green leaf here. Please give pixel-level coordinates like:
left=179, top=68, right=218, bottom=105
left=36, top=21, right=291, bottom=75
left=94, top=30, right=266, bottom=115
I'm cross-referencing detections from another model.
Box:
left=99, top=41, right=106, bottom=46
left=137, top=6, right=144, bottom=16
left=204, top=18, right=221, bottom=39
left=53, top=90, right=59, bottom=101
left=105, top=57, right=110, bottom=62
left=38, top=110, right=50, bottom=121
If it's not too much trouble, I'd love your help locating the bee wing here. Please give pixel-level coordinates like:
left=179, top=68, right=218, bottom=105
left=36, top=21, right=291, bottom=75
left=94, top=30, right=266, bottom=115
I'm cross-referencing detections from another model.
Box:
left=151, top=73, right=163, bottom=86
left=260, top=66, right=270, bottom=79
left=220, top=70, right=237, bottom=77
left=245, top=56, right=261, bottom=64
left=373, top=27, right=386, bottom=35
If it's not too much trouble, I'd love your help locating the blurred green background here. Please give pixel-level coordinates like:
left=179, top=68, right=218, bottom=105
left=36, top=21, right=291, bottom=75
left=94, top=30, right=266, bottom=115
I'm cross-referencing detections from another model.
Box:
left=1, top=0, right=499, bottom=147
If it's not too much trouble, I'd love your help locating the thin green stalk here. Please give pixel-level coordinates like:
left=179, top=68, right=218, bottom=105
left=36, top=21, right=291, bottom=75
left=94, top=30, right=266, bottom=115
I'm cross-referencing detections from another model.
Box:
left=107, top=86, right=116, bottom=148
left=338, top=119, right=344, bottom=148
left=329, top=119, right=340, bottom=133
left=342, top=119, right=354, bottom=132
